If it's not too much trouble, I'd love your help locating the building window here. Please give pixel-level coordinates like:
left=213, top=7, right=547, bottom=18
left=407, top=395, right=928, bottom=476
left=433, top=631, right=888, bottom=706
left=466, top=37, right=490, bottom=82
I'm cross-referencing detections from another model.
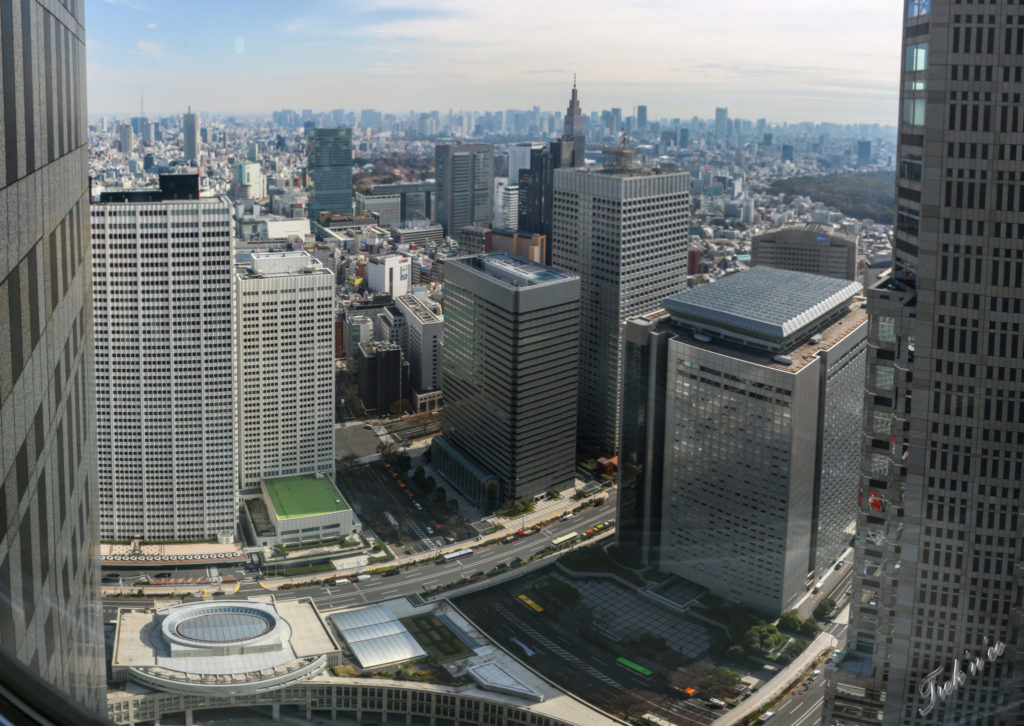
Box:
left=905, top=43, right=928, bottom=72
left=903, top=98, right=926, bottom=126
left=877, top=316, right=897, bottom=343
left=908, top=0, right=929, bottom=18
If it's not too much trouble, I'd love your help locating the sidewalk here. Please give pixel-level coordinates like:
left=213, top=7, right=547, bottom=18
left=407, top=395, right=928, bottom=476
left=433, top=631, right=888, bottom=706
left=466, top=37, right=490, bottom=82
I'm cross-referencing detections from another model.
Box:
left=712, top=631, right=838, bottom=726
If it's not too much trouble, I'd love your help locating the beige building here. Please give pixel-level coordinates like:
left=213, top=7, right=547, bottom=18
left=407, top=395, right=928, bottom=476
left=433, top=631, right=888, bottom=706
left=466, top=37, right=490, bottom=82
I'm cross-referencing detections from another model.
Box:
left=751, top=223, right=857, bottom=280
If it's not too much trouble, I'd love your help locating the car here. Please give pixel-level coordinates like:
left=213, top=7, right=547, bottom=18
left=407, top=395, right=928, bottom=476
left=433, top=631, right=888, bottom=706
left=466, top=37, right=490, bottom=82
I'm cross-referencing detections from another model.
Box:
left=382, top=569, right=400, bottom=577
left=154, top=572, right=171, bottom=579
left=812, top=669, right=821, bottom=678
left=706, top=698, right=726, bottom=709
left=835, top=562, right=844, bottom=570
left=561, top=513, right=575, bottom=520
left=755, top=711, right=775, bottom=724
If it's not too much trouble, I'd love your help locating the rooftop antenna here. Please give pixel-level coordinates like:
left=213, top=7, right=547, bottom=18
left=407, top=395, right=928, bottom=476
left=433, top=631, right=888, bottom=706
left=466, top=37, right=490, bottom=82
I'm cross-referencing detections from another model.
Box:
left=573, top=72, right=576, bottom=89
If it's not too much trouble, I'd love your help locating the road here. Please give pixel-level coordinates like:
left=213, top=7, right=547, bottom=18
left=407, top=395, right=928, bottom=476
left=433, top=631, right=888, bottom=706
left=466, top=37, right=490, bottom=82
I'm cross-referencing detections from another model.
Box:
left=273, top=500, right=616, bottom=612
left=767, top=615, right=848, bottom=726
left=103, top=494, right=617, bottom=612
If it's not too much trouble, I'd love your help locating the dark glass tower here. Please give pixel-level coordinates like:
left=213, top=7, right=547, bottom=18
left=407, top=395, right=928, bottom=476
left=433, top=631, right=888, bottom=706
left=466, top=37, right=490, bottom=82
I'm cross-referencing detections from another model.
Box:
left=0, top=0, right=105, bottom=711
left=306, top=127, right=353, bottom=220
left=826, top=2, right=1024, bottom=724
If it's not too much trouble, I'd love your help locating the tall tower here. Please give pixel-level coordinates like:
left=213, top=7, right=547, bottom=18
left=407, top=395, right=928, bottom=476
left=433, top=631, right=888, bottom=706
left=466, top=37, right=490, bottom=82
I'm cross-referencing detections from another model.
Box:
left=433, top=143, right=493, bottom=235
left=235, top=252, right=335, bottom=489
left=306, top=127, right=354, bottom=221
left=92, top=175, right=238, bottom=541
left=562, top=76, right=586, bottom=167
left=552, top=156, right=690, bottom=454
left=431, top=253, right=580, bottom=509
left=0, top=0, right=105, bottom=710
left=182, top=106, right=199, bottom=162
left=826, top=2, right=1024, bottom=724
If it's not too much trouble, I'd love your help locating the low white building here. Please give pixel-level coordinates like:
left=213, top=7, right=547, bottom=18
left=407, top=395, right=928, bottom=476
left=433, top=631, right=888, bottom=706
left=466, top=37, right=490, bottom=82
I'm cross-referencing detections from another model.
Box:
left=247, top=474, right=358, bottom=547
left=366, top=253, right=412, bottom=297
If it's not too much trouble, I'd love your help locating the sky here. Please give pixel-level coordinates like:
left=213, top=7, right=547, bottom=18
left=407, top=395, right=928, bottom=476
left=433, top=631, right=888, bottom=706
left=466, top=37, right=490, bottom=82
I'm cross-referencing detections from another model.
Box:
left=86, top=0, right=904, bottom=125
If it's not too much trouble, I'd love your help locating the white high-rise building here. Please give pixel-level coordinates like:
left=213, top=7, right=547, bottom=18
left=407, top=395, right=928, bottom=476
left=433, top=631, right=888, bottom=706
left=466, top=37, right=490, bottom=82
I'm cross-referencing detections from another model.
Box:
left=92, top=177, right=237, bottom=540
left=394, top=294, right=443, bottom=392
left=366, top=254, right=411, bottom=297
left=508, top=142, right=543, bottom=188
left=235, top=251, right=335, bottom=489
left=501, top=184, right=519, bottom=229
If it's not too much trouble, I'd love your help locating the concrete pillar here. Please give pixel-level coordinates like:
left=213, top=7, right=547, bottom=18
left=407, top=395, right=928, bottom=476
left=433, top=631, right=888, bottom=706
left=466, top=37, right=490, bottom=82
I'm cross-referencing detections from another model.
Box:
left=306, top=703, right=311, bottom=721
left=272, top=703, right=281, bottom=721
left=184, top=709, right=193, bottom=726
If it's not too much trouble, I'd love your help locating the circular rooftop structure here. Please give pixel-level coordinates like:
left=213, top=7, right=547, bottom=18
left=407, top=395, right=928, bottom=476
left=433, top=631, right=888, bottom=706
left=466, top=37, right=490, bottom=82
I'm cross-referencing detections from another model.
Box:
left=172, top=607, right=274, bottom=643
left=160, top=601, right=288, bottom=656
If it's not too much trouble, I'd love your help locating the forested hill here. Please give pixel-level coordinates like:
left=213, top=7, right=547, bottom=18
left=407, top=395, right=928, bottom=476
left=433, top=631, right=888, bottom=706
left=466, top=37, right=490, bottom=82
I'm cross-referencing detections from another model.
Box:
left=768, top=171, right=896, bottom=225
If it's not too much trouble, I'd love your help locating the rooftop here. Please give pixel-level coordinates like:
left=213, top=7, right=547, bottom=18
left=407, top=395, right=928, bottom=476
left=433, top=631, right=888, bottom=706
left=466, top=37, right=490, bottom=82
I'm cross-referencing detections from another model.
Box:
left=396, top=294, right=442, bottom=324
left=236, top=251, right=328, bottom=278
left=462, top=252, right=574, bottom=288
left=263, top=475, right=350, bottom=520
left=672, top=300, right=868, bottom=374
left=664, top=267, right=863, bottom=343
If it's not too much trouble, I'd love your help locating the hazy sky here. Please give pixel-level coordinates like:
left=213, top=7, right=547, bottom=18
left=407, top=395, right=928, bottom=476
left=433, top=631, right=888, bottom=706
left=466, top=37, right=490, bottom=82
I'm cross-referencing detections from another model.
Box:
left=86, top=0, right=903, bottom=124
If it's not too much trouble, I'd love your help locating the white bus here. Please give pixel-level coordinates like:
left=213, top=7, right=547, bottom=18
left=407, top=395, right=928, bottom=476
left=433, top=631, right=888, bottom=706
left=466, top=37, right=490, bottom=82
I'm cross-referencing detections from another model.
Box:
left=443, top=548, right=473, bottom=562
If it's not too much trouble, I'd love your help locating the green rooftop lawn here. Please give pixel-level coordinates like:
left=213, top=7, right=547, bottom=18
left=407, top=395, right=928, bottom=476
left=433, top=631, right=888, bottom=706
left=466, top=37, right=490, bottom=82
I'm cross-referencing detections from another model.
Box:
left=265, top=475, right=350, bottom=519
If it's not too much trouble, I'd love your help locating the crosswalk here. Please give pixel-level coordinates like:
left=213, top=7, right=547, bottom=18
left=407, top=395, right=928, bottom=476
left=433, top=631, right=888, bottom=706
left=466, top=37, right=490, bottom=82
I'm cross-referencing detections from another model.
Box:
left=409, top=522, right=439, bottom=551
left=495, top=605, right=622, bottom=688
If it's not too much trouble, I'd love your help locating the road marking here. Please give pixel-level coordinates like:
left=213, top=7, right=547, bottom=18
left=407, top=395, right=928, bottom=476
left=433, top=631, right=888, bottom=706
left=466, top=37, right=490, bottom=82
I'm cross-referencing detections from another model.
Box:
left=791, top=697, right=824, bottom=726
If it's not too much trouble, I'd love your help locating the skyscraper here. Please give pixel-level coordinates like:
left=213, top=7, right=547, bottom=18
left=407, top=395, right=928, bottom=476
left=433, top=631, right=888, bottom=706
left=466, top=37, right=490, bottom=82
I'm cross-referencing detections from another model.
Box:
left=0, top=0, right=105, bottom=710
left=306, top=127, right=354, bottom=221
left=857, top=139, right=872, bottom=166
left=119, top=122, right=134, bottom=153
left=637, top=104, right=648, bottom=131
left=431, top=254, right=580, bottom=509
left=433, top=143, right=493, bottom=235
left=552, top=152, right=690, bottom=454
left=92, top=175, right=237, bottom=540
left=618, top=268, right=867, bottom=615
left=563, top=78, right=586, bottom=167
left=182, top=106, right=199, bottom=162
left=235, top=252, right=335, bottom=489
left=715, top=106, right=729, bottom=139
left=826, top=2, right=1024, bottom=724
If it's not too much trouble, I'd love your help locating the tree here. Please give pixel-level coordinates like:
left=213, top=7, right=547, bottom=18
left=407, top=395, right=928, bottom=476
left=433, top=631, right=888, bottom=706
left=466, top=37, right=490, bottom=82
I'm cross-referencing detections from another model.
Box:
left=377, top=440, right=398, bottom=465
left=778, top=610, right=804, bottom=634
left=799, top=617, right=821, bottom=637
left=389, top=398, right=412, bottom=417
left=395, top=452, right=411, bottom=473
left=447, top=499, right=459, bottom=514
left=814, top=597, right=837, bottom=620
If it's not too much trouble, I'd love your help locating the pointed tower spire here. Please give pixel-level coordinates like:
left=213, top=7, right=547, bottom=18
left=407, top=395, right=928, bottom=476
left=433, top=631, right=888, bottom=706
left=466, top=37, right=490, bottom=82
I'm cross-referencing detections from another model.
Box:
left=562, top=76, right=586, bottom=167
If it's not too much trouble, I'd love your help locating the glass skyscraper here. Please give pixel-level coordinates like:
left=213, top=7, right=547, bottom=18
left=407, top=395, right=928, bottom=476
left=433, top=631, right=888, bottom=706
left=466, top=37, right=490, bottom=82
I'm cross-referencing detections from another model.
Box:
left=306, top=127, right=353, bottom=221
left=826, top=1, right=1024, bottom=723
left=0, top=0, right=105, bottom=711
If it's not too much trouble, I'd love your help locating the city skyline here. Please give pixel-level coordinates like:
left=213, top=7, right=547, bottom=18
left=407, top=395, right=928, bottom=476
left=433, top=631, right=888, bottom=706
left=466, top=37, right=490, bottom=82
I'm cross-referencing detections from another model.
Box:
left=86, top=0, right=903, bottom=124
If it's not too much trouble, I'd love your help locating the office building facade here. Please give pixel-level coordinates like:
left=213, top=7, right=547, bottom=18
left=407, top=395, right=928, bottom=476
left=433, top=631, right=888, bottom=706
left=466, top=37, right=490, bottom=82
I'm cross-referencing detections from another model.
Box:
left=0, top=0, right=105, bottom=710
left=394, top=294, right=443, bottom=393
left=366, top=254, right=411, bottom=298
left=92, top=177, right=237, bottom=540
left=751, top=223, right=858, bottom=280
left=432, top=254, right=579, bottom=509
left=826, top=2, right=1024, bottom=724
left=235, top=252, right=334, bottom=489
left=355, top=341, right=410, bottom=416
left=619, top=268, right=866, bottom=615
left=434, top=143, right=493, bottom=235
left=307, top=127, right=353, bottom=221
left=552, top=160, right=690, bottom=454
